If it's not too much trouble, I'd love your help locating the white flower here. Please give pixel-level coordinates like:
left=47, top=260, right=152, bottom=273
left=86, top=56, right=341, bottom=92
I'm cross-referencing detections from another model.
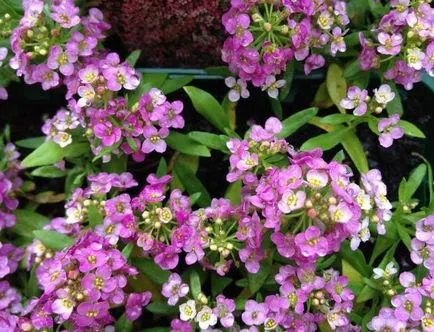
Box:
left=225, top=77, right=249, bottom=102
left=66, top=206, right=84, bottom=224
left=179, top=300, right=197, bottom=321
left=406, top=47, right=425, bottom=70
left=373, top=262, right=398, bottom=279
left=350, top=218, right=371, bottom=250
left=356, top=190, right=372, bottom=211
left=195, top=306, right=217, bottom=330
left=53, top=132, right=72, bottom=148
left=374, top=84, right=395, bottom=105
left=261, top=75, right=285, bottom=99
left=317, top=11, right=335, bottom=30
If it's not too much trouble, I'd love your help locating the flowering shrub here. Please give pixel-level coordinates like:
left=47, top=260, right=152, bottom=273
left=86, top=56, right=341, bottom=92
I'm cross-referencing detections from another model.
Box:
left=0, top=0, right=433, bottom=331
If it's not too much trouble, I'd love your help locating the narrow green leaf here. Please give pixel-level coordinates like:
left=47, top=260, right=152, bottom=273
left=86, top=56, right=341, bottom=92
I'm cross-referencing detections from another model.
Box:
left=326, top=63, right=347, bottom=113
left=160, top=76, right=193, bottom=95
left=189, top=192, right=202, bottom=206
left=248, top=262, right=270, bottom=294
left=189, top=271, right=201, bottom=300
left=174, top=162, right=211, bottom=207
left=399, top=120, right=426, bottom=138
left=211, top=274, right=232, bottom=297
left=369, top=237, right=394, bottom=265
left=133, top=258, right=171, bottom=285
left=121, top=242, right=135, bottom=260
left=15, top=137, right=45, bottom=149
left=126, top=50, right=141, bottom=67
left=25, top=266, right=39, bottom=298
left=277, top=107, right=318, bottom=138
left=338, top=242, right=371, bottom=277
left=184, top=86, right=229, bottom=133
left=403, top=164, right=427, bottom=201
left=33, top=230, right=75, bottom=250
left=320, top=113, right=355, bottom=124
left=188, top=132, right=229, bottom=152
left=12, top=209, right=50, bottom=238
left=146, top=302, right=179, bottom=314
left=31, top=166, right=66, bottom=178
left=313, top=82, right=334, bottom=109
left=386, top=82, right=403, bottom=116
left=270, top=97, right=283, bottom=119
left=166, top=132, right=211, bottom=157
left=156, top=157, right=167, bottom=177
left=279, top=60, right=295, bottom=101
left=396, top=224, right=412, bottom=252
left=224, top=180, right=242, bottom=205
left=300, top=127, right=351, bottom=151
left=341, top=131, right=369, bottom=174
left=88, top=205, right=103, bottom=228
left=357, top=285, right=377, bottom=303
left=114, top=313, right=133, bottom=332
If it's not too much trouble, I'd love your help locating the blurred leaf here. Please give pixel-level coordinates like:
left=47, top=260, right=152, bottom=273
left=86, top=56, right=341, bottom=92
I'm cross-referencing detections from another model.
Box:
left=326, top=63, right=347, bottom=113
left=386, top=82, right=403, bottom=116
left=88, top=205, right=103, bottom=228
left=313, top=82, right=334, bottom=109
left=396, top=224, right=412, bottom=252
left=160, top=76, right=193, bottom=95
left=33, top=230, right=74, bottom=250
left=102, top=155, right=127, bottom=174
left=188, top=132, right=229, bottom=152
left=369, top=237, right=394, bottom=265
left=133, top=258, right=171, bottom=285
left=121, top=242, right=135, bottom=260
left=279, top=60, right=295, bottom=101
left=399, top=120, right=426, bottom=138
left=300, top=127, right=351, bottom=151
left=12, top=209, right=50, bottom=238
left=341, top=131, right=369, bottom=174
left=146, top=302, right=179, bottom=315
left=166, top=132, right=211, bottom=157
left=338, top=242, right=371, bottom=277
left=211, top=274, right=232, bottom=297
left=248, top=262, right=270, bottom=294
left=320, top=113, right=355, bottom=124
left=342, top=260, right=364, bottom=294
left=277, top=107, right=318, bottom=138
left=270, top=97, right=282, bottom=119
left=224, top=180, right=242, bottom=205
left=114, top=314, right=133, bottom=332
left=174, top=161, right=211, bottom=207
left=156, top=157, right=168, bottom=177
left=31, top=166, right=66, bottom=178
left=15, top=137, right=45, bottom=149
left=126, top=50, right=141, bottom=67
left=189, top=270, right=201, bottom=300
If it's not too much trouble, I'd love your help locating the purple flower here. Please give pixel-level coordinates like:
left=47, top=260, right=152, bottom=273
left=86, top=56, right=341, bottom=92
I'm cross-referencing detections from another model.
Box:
left=75, top=247, right=108, bottom=272
left=225, top=77, right=249, bottom=102
left=47, top=46, right=77, bottom=76
left=340, top=86, right=369, bottom=116
left=36, top=258, right=66, bottom=294
left=154, top=245, right=180, bottom=270
left=50, top=2, right=80, bottom=28
left=66, top=31, right=97, bottom=57
left=377, top=33, right=402, bottom=56
left=51, top=289, right=75, bottom=320
left=239, top=246, right=264, bottom=273
left=141, top=126, right=169, bottom=153
left=261, top=75, right=285, bottom=99
left=162, top=273, right=189, bottom=305
left=241, top=300, right=267, bottom=326
left=32, top=65, right=60, bottom=90
left=378, top=114, right=404, bottom=148
left=278, top=190, right=306, bottom=213
left=81, top=266, right=117, bottom=301
left=214, top=295, right=235, bottom=328
left=125, top=292, right=152, bottom=321
left=0, top=88, right=7, bottom=100
left=304, top=54, right=325, bottom=75
left=93, top=122, right=122, bottom=147
left=416, top=215, right=434, bottom=244
left=295, top=226, right=328, bottom=258
left=331, top=27, right=347, bottom=56
left=391, top=291, right=424, bottom=321
left=75, top=302, right=110, bottom=327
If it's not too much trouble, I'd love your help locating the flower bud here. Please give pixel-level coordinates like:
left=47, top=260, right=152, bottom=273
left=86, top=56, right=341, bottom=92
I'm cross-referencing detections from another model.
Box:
left=374, top=107, right=383, bottom=114
left=210, top=244, right=218, bottom=251
left=263, top=22, right=272, bottom=32
left=226, top=243, right=234, bottom=250
left=154, top=221, right=161, bottom=229
left=305, top=200, right=313, bottom=208
left=328, top=196, right=337, bottom=205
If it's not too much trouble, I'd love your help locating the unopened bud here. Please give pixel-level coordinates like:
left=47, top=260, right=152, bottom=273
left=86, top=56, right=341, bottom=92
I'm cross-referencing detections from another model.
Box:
left=387, top=289, right=395, bottom=296
left=328, top=196, right=337, bottom=205
left=154, top=221, right=161, bottom=229
left=263, top=22, right=272, bottom=32
left=215, top=218, right=223, bottom=225
left=374, top=107, right=383, bottom=114
left=4, top=13, right=11, bottom=21
left=280, top=25, right=289, bottom=34
left=210, top=244, right=218, bottom=251
left=307, top=208, right=317, bottom=219
left=403, top=205, right=410, bottom=213
left=226, top=243, right=234, bottom=250
left=305, top=200, right=313, bottom=208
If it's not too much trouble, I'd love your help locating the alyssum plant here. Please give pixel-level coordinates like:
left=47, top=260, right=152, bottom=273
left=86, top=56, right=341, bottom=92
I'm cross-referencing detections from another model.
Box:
left=0, top=0, right=433, bottom=331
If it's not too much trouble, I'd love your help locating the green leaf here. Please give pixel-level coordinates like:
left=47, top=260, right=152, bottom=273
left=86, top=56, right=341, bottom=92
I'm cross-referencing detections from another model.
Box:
left=320, top=113, right=355, bottom=124
left=369, top=237, right=394, bottom=265
left=224, top=180, right=242, bottom=205
left=126, top=50, right=141, bottom=67
left=188, top=132, right=229, bottom=152
left=313, top=82, right=334, bottom=109
left=12, top=209, right=50, bottom=239
left=248, top=262, right=270, bottom=294
left=146, top=302, right=179, bottom=315
left=357, top=285, right=378, bottom=303
left=399, top=120, right=426, bottom=138
left=128, top=73, right=168, bottom=106
left=396, top=224, right=412, bottom=252
left=270, top=97, right=283, bottom=119
left=189, top=271, right=201, bottom=300
left=121, top=242, right=135, bottom=260
left=386, top=82, right=403, bottom=116
left=133, top=258, right=171, bottom=285
left=102, top=155, right=127, bottom=174
left=31, top=166, right=66, bottom=178
left=25, top=266, right=39, bottom=298
left=300, top=127, right=351, bottom=151
left=277, top=107, right=318, bottom=138
left=156, top=157, right=167, bottom=177
left=403, top=164, right=427, bottom=201
left=15, top=137, right=45, bottom=149
left=166, top=131, right=211, bottom=157
left=343, top=60, right=361, bottom=79
left=88, top=205, right=103, bottom=228
left=126, top=137, right=138, bottom=152
left=279, top=60, right=295, bottom=101
left=367, top=116, right=380, bottom=135
left=160, top=76, right=193, bottom=95
left=338, top=241, right=371, bottom=277
left=21, top=141, right=89, bottom=168
left=114, top=314, right=133, bottom=332
left=65, top=169, right=86, bottom=197
left=342, top=260, right=364, bottom=294
left=189, top=192, right=202, bottom=206
left=143, top=328, right=170, bottom=332
left=341, top=130, right=369, bottom=174
left=326, top=63, right=347, bottom=113
left=211, top=274, right=232, bottom=297
left=174, top=161, right=211, bottom=207
left=184, top=86, right=230, bottom=133
left=33, top=230, right=75, bottom=250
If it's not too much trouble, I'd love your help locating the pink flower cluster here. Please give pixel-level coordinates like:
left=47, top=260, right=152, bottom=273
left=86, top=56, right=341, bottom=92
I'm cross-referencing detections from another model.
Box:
left=358, top=1, right=434, bottom=90
left=13, top=0, right=185, bottom=163
left=369, top=215, right=434, bottom=331
left=10, top=0, right=110, bottom=91
left=0, top=47, right=8, bottom=100
left=18, top=232, right=151, bottom=331
left=167, top=266, right=355, bottom=331
left=222, top=0, right=349, bottom=97
left=0, top=280, right=23, bottom=331
left=0, top=143, right=22, bottom=230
